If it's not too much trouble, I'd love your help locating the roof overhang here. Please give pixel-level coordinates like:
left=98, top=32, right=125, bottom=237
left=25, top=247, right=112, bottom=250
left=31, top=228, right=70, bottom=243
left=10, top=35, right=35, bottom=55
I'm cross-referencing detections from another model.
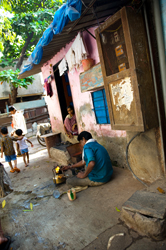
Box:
left=18, top=0, right=130, bottom=79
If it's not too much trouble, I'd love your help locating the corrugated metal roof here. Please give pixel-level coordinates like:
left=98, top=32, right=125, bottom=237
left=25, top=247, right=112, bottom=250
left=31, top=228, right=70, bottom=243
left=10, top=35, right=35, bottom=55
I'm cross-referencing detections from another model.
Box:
left=18, top=0, right=130, bottom=79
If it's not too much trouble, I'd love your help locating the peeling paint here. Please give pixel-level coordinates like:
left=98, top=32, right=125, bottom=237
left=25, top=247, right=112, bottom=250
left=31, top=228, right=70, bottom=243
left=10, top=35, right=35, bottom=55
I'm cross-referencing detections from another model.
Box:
left=79, top=103, right=93, bottom=116
left=111, top=77, right=133, bottom=111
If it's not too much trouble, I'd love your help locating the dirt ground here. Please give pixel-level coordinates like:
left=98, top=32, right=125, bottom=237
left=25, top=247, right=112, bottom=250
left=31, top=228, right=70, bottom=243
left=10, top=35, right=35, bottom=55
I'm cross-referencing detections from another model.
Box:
left=0, top=137, right=166, bottom=250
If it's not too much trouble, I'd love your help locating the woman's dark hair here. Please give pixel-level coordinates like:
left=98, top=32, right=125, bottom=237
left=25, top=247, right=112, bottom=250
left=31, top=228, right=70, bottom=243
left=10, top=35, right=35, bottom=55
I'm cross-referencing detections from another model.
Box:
left=1, top=127, right=8, bottom=135
left=67, top=105, right=74, bottom=114
left=67, top=105, right=74, bottom=110
left=9, top=106, right=15, bottom=112
left=77, top=131, right=92, bottom=142
left=15, top=129, right=23, bottom=136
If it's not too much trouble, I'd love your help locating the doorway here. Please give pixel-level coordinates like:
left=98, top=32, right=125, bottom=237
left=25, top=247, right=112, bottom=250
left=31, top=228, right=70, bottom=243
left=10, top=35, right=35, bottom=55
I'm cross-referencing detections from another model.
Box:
left=53, top=66, right=74, bottom=121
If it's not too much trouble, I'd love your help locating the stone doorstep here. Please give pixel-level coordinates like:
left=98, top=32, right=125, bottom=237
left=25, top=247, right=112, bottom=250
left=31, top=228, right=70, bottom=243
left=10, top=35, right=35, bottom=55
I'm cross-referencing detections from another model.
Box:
left=121, top=190, right=166, bottom=240
left=122, top=190, right=166, bottom=219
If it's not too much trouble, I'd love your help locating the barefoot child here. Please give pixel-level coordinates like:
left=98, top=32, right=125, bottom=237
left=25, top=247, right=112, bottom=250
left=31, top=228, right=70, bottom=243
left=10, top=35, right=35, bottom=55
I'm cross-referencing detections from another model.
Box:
left=0, top=127, right=20, bottom=173
left=15, top=129, right=33, bottom=167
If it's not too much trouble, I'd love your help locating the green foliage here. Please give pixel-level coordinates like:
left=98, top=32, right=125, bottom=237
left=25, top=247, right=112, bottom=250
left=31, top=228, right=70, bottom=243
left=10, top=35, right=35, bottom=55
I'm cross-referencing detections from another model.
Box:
left=0, top=69, right=34, bottom=89
left=1, top=0, right=64, bottom=13
left=0, top=14, right=16, bottom=52
left=0, top=0, right=66, bottom=67
left=0, top=58, right=15, bottom=68
left=2, top=9, right=54, bottom=62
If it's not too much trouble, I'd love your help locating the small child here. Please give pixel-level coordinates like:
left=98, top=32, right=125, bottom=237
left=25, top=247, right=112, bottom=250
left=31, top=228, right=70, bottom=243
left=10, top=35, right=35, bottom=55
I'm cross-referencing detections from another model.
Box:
left=0, top=127, right=20, bottom=173
left=15, top=129, right=33, bottom=167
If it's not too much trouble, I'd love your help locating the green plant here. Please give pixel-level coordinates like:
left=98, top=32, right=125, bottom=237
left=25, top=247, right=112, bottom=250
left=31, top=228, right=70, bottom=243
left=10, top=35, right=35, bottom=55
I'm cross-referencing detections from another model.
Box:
left=0, top=0, right=66, bottom=102
left=0, top=69, right=34, bottom=103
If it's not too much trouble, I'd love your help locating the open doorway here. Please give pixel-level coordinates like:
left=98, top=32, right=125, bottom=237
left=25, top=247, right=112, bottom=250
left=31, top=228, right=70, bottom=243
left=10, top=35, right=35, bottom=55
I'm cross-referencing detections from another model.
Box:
left=53, top=65, right=74, bottom=121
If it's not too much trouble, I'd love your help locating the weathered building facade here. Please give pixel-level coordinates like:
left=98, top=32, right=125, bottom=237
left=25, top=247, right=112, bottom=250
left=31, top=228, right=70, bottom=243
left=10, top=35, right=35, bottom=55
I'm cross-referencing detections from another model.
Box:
left=19, top=0, right=166, bottom=183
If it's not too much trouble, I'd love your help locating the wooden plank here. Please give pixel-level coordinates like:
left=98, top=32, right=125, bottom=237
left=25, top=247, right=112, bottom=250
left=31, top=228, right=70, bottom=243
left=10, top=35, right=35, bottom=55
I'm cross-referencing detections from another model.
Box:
left=40, top=132, right=61, bottom=138
left=79, top=63, right=104, bottom=92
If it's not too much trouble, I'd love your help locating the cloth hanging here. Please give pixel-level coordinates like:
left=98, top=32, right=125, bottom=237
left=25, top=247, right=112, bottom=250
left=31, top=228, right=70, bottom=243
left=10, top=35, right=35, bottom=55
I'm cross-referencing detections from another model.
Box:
left=71, top=32, right=88, bottom=70
left=46, top=83, right=53, bottom=97
left=58, top=58, right=68, bottom=76
left=44, top=78, right=53, bottom=97
left=65, top=47, right=76, bottom=73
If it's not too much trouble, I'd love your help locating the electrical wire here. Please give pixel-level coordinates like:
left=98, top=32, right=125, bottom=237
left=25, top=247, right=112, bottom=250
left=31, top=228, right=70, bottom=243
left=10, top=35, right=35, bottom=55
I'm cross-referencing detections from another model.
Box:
left=81, top=0, right=88, bottom=9
left=106, top=24, right=122, bottom=33
left=126, top=132, right=148, bottom=187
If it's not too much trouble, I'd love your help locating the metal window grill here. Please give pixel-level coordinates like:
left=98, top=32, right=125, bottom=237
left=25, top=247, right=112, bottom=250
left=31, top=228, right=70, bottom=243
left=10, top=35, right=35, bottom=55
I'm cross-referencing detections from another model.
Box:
left=92, top=89, right=110, bottom=124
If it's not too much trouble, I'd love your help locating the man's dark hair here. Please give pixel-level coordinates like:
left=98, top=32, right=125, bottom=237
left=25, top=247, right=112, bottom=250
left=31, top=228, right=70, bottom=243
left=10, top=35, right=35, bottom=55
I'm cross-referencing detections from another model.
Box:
left=9, top=106, right=15, bottom=112
left=1, top=127, right=8, bottom=135
left=77, top=131, right=92, bottom=141
left=15, top=129, right=23, bottom=136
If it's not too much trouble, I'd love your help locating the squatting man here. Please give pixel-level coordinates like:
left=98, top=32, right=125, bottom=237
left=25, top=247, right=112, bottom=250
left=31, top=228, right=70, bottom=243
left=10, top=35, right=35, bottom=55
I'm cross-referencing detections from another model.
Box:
left=62, top=131, right=113, bottom=188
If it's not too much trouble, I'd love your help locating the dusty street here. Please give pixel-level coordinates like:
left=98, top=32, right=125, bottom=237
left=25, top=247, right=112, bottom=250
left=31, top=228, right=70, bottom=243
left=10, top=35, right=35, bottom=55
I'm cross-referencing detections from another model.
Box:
left=0, top=137, right=166, bottom=250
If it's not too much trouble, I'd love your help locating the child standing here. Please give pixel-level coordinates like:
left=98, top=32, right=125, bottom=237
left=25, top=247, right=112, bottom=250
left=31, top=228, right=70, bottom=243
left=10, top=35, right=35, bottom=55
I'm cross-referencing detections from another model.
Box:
left=0, top=127, right=20, bottom=173
left=15, top=129, right=33, bottom=167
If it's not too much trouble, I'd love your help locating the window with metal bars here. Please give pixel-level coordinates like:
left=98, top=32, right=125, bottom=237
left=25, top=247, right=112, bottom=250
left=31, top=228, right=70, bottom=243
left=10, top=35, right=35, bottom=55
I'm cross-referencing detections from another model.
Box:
left=91, top=89, right=110, bottom=124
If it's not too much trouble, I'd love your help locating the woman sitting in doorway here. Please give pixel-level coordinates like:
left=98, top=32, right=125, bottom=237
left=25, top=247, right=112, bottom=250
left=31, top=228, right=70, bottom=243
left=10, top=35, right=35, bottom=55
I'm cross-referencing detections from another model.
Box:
left=64, top=105, right=78, bottom=138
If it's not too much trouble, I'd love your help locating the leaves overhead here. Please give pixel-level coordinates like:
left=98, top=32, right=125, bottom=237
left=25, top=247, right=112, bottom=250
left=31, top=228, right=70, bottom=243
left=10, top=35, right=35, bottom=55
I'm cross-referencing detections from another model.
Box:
left=1, top=0, right=64, bottom=13
left=0, top=69, right=34, bottom=89
left=0, top=0, right=65, bottom=101
left=0, top=14, right=16, bottom=52
left=0, top=0, right=66, bottom=66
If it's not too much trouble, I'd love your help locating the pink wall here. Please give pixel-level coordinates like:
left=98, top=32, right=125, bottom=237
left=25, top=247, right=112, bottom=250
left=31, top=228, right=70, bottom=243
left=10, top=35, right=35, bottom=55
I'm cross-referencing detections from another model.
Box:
left=41, top=27, right=126, bottom=139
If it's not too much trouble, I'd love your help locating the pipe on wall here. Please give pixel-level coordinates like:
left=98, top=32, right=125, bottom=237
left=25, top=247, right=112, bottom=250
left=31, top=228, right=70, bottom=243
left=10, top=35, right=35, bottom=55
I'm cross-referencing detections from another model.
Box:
left=143, top=2, right=165, bottom=171
left=153, top=0, right=166, bottom=118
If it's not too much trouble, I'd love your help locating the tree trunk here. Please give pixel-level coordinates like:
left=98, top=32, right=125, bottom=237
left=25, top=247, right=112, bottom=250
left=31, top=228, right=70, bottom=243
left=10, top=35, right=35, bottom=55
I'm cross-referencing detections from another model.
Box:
left=10, top=32, right=34, bottom=104
left=16, top=32, right=34, bottom=70
left=10, top=86, right=18, bottom=105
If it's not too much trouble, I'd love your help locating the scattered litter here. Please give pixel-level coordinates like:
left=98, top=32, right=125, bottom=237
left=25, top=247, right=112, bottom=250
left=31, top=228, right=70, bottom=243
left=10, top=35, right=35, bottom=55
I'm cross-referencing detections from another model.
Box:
left=46, top=161, right=50, bottom=163
left=58, top=242, right=66, bottom=248
left=15, top=233, right=20, bottom=236
left=23, top=202, right=33, bottom=212
left=115, top=207, right=121, bottom=212
left=67, top=188, right=76, bottom=201
left=34, top=184, right=37, bottom=187
left=2, top=200, right=6, bottom=208
left=157, top=187, right=165, bottom=194
left=38, top=236, right=45, bottom=244
left=52, top=186, right=88, bottom=200
left=107, top=233, right=124, bottom=249
left=74, top=186, right=88, bottom=193
left=53, top=190, right=61, bottom=199
left=30, top=203, right=33, bottom=210
left=24, top=191, right=32, bottom=195
left=40, top=184, right=52, bottom=190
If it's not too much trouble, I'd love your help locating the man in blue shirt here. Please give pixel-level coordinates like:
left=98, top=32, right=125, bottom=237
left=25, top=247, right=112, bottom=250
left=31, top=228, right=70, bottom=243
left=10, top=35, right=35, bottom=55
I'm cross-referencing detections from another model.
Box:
left=62, top=131, right=113, bottom=188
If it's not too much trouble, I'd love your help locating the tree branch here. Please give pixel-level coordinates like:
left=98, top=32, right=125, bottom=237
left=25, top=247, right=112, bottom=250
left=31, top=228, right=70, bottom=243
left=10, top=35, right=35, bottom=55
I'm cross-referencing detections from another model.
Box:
left=16, top=32, right=34, bottom=70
